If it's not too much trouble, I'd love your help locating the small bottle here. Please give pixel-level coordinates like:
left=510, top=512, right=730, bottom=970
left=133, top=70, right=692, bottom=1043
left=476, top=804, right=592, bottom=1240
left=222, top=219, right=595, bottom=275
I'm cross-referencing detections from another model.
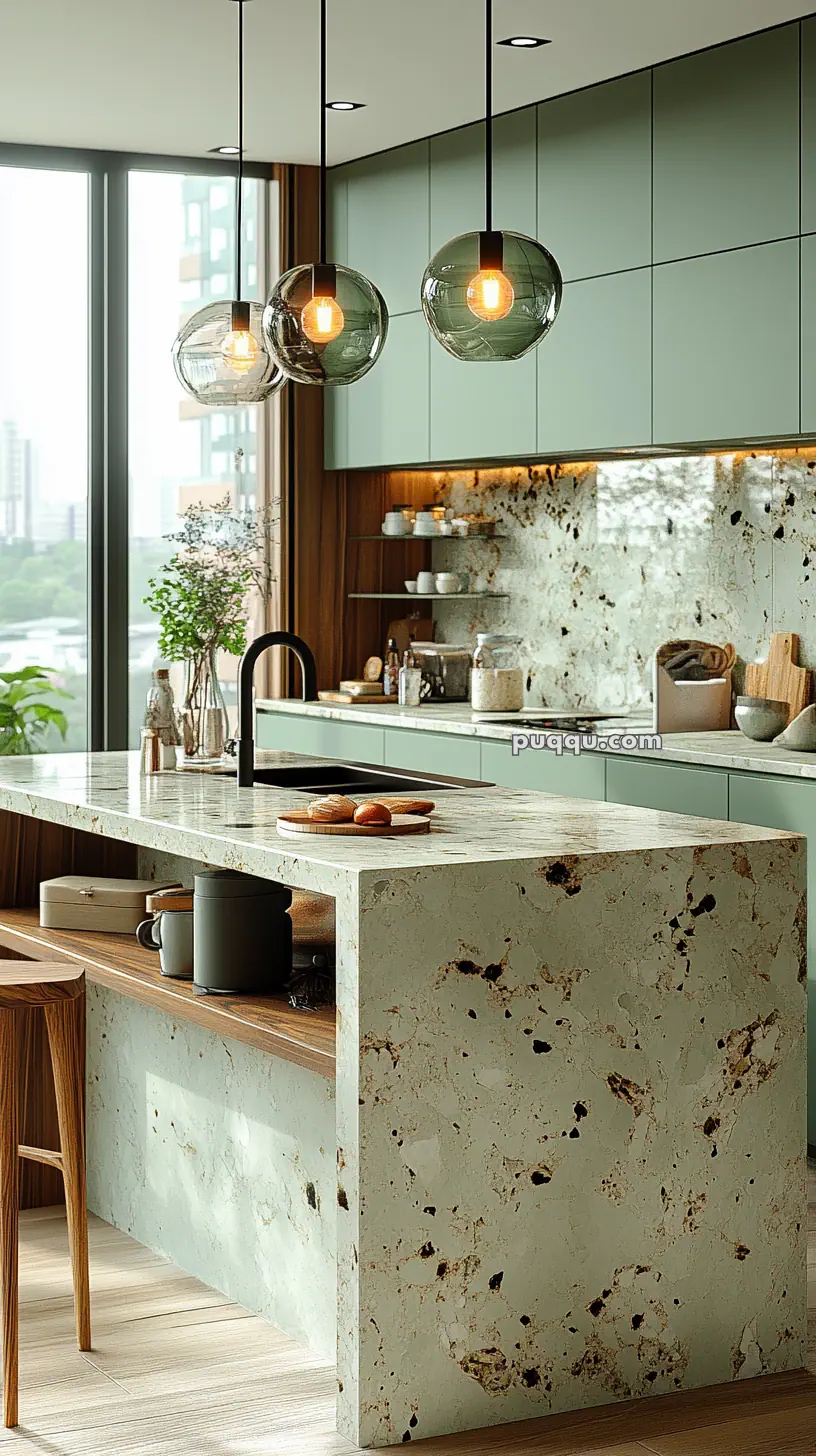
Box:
left=398, top=646, right=422, bottom=708
left=383, top=638, right=400, bottom=698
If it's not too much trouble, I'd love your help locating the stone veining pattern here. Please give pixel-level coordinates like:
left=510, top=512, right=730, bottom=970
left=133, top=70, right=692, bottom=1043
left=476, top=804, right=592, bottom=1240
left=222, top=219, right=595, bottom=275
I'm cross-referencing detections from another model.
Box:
left=414, top=449, right=816, bottom=710
left=344, top=839, right=806, bottom=1445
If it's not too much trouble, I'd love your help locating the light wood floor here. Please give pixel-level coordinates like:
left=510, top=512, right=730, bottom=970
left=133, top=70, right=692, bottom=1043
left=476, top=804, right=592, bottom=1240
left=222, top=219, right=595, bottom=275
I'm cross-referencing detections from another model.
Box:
left=3, top=1176, right=816, bottom=1455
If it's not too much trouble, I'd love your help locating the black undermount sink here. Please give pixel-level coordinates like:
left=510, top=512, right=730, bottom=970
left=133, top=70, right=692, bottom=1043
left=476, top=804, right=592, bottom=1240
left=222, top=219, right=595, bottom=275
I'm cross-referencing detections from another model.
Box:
left=218, top=760, right=491, bottom=796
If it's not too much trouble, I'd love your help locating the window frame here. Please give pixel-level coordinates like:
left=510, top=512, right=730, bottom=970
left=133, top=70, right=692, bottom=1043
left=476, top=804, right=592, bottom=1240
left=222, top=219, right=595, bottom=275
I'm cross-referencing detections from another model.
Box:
left=0, top=141, right=278, bottom=750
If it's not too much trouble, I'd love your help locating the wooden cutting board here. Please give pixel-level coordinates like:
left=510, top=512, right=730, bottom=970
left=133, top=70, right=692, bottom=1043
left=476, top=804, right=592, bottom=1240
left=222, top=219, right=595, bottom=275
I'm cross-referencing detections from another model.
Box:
left=318, top=691, right=397, bottom=704
left=277, top=811, right=430, bottom=838
left=744, top=632, right=811, bottom=725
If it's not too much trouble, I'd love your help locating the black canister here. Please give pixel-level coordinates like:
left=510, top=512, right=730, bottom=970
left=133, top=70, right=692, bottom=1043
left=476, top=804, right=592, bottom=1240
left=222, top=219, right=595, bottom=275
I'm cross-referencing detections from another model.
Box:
left=193, top=870, right=293, bottom=995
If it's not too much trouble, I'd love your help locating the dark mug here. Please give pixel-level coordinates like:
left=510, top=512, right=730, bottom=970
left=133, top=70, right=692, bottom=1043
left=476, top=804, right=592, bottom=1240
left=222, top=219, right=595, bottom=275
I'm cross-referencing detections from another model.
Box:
left=136, top=910, right=194, bottom=980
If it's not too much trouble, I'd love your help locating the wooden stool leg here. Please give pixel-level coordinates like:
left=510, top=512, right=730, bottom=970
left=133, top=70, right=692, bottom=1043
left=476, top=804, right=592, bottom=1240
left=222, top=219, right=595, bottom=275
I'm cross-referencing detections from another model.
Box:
left=44, top=997, right=90, bottom=1352
left=0, top=1010, right=18, bottom=1427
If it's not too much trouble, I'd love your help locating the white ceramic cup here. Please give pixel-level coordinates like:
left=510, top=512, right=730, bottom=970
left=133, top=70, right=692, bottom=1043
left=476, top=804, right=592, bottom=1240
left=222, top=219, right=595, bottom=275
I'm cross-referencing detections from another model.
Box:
left=416, top=570, right=435, bottom=595
left=435, top=572, right=462, bottom=594
left=404, top=579, right=418, bottom=594
left=383, top=512, right=408, bottom=536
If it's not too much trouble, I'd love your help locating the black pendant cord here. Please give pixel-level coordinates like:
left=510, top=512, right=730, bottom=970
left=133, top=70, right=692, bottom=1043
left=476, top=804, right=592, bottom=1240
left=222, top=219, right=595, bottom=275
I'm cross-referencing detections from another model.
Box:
left=319, top=0, right=327, bottom=266
left=485, top=0, right=493, bottom=234
left=236, top=0, right=244, bottom=302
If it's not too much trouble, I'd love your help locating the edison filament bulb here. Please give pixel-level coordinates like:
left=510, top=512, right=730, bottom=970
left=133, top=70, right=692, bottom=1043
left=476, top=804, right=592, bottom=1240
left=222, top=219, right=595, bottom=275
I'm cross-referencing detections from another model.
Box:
left=220, top=326, right=260, bottom=374
left=467, top=268, right=515, bottom=322
left=301, top=294, right=345, bottom=344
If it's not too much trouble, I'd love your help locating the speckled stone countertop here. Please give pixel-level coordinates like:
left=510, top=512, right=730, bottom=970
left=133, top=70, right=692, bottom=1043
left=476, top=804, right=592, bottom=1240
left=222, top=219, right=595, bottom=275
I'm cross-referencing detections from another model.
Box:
left=0, top=750, right=794, bottom=897
left=258, top=698, right=816, bottom=779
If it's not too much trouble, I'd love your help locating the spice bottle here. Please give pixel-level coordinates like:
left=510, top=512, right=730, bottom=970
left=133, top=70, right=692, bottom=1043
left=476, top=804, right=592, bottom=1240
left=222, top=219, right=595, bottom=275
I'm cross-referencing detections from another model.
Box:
left=398, top=645, right=422, bottom=708
left=383, top=638, right=400, bottom=698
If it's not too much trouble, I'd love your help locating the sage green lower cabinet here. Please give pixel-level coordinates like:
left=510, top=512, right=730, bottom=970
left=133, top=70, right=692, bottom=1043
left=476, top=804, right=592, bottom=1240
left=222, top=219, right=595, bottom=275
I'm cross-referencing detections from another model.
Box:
left=383, top=727, right=481, bottom=781
left=481, top=740, right=606, bottom=800
left=606, top=757, right=729, bottom=820
left=537, top=268, right=651, bottom=456
left=652, top=240, right=800, bottom=444
left=256, top=712, right=385, bottom=766
left=729, top=772, right=814, bottom=1142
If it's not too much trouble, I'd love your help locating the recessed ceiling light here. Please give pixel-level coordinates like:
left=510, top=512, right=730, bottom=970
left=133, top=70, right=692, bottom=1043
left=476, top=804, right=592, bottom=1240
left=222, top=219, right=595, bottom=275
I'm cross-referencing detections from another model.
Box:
left=326, top=100, right=365, bottom=111
left=210, top=144, right=240, bottom=155
left=498, top=35, right=551, bottom=48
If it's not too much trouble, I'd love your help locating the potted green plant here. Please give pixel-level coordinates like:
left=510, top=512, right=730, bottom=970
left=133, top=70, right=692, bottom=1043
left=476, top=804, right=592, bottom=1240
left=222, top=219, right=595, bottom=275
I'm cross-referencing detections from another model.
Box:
left=0, top=666, right=72, bottom=756
left=144, top=494, right=275, bottom=759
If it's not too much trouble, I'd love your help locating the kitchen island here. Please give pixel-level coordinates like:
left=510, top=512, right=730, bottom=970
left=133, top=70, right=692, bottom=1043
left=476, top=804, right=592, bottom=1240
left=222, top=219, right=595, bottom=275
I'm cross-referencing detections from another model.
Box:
left=0, top=751, right=807, bottom=1447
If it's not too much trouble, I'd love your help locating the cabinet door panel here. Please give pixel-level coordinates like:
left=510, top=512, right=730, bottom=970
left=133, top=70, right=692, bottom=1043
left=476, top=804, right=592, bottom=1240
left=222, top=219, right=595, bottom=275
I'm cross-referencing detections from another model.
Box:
left=729, top=772, right=813, bottom=1140
left=256, top=711, right=385, bottom=765
left=430, top=109, right=537, bottom=253
left=345, top=141, right=429, bottom=318
left=481, top=741, right=605, bottom=800
left=430, top=345, right=537, bottom=463
left=537, top=268, right=651, bottom=455
left=802, top=19, right=816, bottom=235
left=538, top=71, right=652, bottom=282
left=653, top=241, right=800, bottom=444
left=653, top=25, right=800, bottom=263
left=384, top=728, right=481, bottom=780
left=801, top=235, right=816, bottom=435
left=606, top=757, right=728, bottom=819
left=347, top=312, right=430, bottom=468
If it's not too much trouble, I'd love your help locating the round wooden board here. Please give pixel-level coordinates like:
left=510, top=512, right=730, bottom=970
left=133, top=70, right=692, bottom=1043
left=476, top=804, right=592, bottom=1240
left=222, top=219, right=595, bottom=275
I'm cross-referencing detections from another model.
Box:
left=277, top=811, right=430, bottom=838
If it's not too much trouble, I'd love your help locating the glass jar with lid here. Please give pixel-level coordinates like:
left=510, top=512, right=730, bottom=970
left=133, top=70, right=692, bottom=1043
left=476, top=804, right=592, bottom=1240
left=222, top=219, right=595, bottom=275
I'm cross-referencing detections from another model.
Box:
left=471, top=633, right=524, bottom=712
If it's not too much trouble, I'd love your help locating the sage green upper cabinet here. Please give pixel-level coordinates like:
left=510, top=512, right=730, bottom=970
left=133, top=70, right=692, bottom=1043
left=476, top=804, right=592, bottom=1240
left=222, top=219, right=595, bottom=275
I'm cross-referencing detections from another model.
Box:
left=344, top=141, right=429, bottom=317
left=427, top=111, right=538, bottom=463
left=537, top=268, right=651, bottom=455
left=346, top=311, right=430, bottom=468
left=327, top=169, right=348, bottom=264
left=653, top=240, right=800, bottom=444
left=429, top=109, right=537, bottom=250
left=653, top=25, right=800, bottom=264
left=537, top=71, right=651, bottom=283
left=802, top=19, right=816, bottom=235
left=322, top=171, right=350, bottom=469
left=802, top=235, right=816, bottom=433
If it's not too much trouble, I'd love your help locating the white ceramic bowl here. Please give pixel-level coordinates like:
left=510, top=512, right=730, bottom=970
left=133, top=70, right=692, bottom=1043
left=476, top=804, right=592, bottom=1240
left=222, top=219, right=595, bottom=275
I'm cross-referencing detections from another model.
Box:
left=435, top=573, right=462, bottom=594
left=735, top=695, right=789, bottom=742
left=404, top=579, right=418, bottom=594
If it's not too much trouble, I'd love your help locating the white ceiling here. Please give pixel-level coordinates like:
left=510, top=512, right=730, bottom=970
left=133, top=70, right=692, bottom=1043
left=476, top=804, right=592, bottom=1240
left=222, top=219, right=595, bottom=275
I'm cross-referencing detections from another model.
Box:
left=0, top=0, right=814, bottom=167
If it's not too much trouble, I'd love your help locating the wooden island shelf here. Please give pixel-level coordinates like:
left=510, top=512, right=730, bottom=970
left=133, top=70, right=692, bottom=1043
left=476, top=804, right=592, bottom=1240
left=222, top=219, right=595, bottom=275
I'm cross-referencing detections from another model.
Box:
left=0, top=908, right=336, bottom=1079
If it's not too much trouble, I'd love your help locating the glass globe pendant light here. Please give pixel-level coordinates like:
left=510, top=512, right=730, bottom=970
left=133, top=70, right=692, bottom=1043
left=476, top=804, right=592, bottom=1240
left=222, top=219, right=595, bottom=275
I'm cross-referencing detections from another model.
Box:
left=262, top=0, right=388, bottom=386
left=421, top=0, right=562, bottom=362
left=173, top=0, right=284, bottom=406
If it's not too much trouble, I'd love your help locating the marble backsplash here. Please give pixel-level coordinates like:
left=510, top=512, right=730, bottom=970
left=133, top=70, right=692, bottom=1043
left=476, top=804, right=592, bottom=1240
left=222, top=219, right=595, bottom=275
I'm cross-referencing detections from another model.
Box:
left=417, top=450, right=816, bottom=713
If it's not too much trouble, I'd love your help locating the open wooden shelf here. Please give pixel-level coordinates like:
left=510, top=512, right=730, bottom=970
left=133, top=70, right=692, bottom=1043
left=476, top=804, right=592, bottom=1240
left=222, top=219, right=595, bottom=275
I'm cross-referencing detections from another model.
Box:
left=0, top=908, right=336, bottom=1080
left=347, top=534, right=506, bottom=541
left=348, top=591, right=509, bottom=600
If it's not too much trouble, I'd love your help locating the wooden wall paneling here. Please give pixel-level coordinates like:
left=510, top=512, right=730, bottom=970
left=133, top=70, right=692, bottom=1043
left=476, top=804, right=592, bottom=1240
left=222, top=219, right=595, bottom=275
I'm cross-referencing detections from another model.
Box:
left=277, top=163, right=345, bottom=696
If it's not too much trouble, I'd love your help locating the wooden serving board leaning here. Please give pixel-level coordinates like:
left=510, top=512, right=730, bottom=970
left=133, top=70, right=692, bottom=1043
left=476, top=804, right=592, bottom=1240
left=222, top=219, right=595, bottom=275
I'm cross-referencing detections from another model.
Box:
left=744, top=632, right=811, bottom=725
left=277, top=811, right=430, bottom=838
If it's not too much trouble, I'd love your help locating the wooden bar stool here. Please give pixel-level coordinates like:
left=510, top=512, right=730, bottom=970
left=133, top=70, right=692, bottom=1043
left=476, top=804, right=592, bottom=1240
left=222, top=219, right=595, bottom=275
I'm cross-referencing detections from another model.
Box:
left=0, top=962, right=90, bottom=1428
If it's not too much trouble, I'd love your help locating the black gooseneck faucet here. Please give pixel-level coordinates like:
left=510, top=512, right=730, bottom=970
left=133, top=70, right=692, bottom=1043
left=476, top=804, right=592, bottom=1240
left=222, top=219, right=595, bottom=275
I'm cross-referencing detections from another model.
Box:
left=236, top=632, right=318, bottom=787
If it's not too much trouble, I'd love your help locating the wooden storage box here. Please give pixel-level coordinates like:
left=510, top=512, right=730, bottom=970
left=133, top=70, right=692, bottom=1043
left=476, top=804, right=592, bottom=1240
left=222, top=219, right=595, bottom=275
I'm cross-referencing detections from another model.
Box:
left=40, top=876, right=179, bottom=934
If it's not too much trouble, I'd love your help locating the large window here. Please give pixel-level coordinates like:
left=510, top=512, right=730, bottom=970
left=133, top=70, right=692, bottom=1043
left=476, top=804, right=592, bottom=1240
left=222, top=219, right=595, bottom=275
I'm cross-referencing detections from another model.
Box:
left=128, top=170, right=276, bottom=745
left=0, top=166, right=89, bottom=750
left=0, top=148, right=278, bottom=754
